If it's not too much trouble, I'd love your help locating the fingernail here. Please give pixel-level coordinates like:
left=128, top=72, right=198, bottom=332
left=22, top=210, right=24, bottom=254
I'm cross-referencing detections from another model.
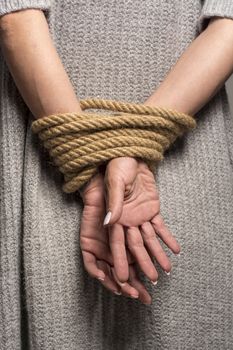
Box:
left=151, top=280, right=158, bottom=285
left=116, top=281, right=127, bottom=287
left=114, top=291, right=122, bottom=295
left=176, top=252, right=181, bottom=257
left=110, top=267, right=127, bottom=287
left=130, top=294, right=139, bottom=299
left=97, top=276, right=105, bottom=281
left=103, top=211, right=111, bottom=225
left=165, top=271, right=170, bottom=276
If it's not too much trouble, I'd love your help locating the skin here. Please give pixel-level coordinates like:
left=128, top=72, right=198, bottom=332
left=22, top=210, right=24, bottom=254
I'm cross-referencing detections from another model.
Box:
left=103, top=158, right=180, bottom=279
left=79, top=171, right=154, bottom=304
left=1, top=10, right=233, bottom=304
left=79, top=158, right=180, bottom=304
left=0, top=9, right=82, bottom=118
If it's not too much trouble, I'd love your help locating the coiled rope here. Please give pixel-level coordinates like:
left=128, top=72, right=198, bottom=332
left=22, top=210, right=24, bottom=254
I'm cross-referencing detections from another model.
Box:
left=31, top=98, right=197, bottom=193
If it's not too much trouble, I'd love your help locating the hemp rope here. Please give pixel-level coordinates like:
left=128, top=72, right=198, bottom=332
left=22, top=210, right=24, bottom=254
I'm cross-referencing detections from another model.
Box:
left=31, top=98, right=197, bottom=193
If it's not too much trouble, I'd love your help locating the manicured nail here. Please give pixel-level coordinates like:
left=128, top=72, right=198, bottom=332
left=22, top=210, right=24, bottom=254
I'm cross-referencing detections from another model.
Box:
left=103, top=211, right=111, bottom=225
left=151, top=280, right=158, bottom=285
left=117, top=281, right=127, bottom=287
left=97, top=276, right=105, bottom=281
left=165, top=271, right=170, bottom=276
left=110, top=267, right=127, bottom=287
left=130, top=294, right=139, bottom=299
left=114, top=291, right=122, bottom=295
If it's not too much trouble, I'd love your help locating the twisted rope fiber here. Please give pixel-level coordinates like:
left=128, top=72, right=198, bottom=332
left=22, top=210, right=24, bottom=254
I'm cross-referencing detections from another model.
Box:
left=31, top=98, right=197, bottom=193
left=43, top=129, right=174, bottom=153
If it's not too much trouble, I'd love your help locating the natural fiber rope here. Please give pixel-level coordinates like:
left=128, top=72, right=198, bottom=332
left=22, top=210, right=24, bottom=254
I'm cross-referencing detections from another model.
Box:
left=31, top=98, right=197, bottom=193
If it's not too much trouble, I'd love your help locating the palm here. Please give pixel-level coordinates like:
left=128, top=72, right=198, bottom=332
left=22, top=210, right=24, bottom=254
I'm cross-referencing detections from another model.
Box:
left=105, top=157, right=160, bottom=226
left=117, top=163, right=160, bottom=227
left=104, top=157, right=180, bottom=283
left=79, top=172, right=152, bottom=304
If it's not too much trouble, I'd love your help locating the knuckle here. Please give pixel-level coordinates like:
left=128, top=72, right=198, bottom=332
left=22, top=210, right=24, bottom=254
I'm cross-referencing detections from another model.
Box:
left=79, top=236, right=90, bottom=249
left=110, top=239, right=124, bottom=247
left=141, top=222, right=149, bottom=230
left=140, top=256, right=152, bottom=264
left=143, top=232, right=155, bottom=241
left=128, top=241, right=144, bottom=251
left=154, top=220, right=164, bottom=232
left=127, top=234, right=144, bottom=246
left=156, top=247, right=165, bottom=257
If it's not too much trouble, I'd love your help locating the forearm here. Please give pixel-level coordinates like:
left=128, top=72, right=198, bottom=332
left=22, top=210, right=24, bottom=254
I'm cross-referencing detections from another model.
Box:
left=0, top=9, right=82, bottom=119
left=144, top=17, right=233, bottom=116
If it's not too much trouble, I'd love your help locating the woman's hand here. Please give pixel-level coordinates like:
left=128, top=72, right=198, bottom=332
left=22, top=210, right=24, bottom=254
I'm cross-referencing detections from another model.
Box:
left=79, top=172, right=152, bottom=305
left=103, top=157, right=180, bottom=283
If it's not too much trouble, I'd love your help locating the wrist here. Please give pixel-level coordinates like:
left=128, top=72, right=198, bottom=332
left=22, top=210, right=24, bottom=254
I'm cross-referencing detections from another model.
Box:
left=35, top=100, right=83, bottom=119
left=106, top=156, right=138, bottom=166
left=78, top=170, right=103, bottom=201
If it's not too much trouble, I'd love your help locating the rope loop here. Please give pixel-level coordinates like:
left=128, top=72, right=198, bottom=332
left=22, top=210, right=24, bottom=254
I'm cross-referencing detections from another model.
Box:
left=31, top=98, right=196, bottom=193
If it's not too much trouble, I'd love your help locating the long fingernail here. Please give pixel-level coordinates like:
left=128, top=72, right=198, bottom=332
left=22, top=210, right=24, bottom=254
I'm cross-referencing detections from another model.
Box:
left=114, top=291, right=122, bottom=295
left=165, top=271, right=170, bottom=276
left=130, top=294, right=139, bottom=299
left=110, top=267, right=127, bottom=287
left=151, top=280, right=158, bottom=285
left=103, top=211, right=111, bottom=225
left=116, top=281, right=127, bottom=288
left=97, top=276, right=105, bottom=281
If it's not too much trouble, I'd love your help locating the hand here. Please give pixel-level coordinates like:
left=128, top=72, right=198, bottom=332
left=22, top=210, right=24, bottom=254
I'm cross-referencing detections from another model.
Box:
left=103, top=157, right=180, bottom=283
left=79, top=171, right=152, bottom=304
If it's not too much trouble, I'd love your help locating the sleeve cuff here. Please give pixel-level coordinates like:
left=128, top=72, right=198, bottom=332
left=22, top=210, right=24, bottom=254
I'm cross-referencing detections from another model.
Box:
left=0, top=1, right=51, bottom=17
left=197, top=0, right=233, bottom=33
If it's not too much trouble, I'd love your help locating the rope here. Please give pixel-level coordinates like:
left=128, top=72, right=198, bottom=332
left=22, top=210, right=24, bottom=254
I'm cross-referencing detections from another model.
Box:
left=31, top=98, right=197, bottom=193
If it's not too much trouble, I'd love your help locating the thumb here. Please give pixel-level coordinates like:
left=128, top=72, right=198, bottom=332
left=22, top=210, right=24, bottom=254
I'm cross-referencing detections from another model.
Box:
left=103, top=176, right=125, bottom=226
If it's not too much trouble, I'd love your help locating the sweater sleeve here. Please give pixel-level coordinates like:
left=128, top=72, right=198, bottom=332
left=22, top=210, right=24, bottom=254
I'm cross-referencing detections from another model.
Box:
left=197, top=0, right=233, bottom=33
left=0, top=1, right=51, bottom=17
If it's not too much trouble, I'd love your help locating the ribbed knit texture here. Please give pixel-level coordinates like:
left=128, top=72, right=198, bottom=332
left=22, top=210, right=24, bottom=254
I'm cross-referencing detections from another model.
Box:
left=0, top=1, right=233, bottom=349
left=198, top=0, right=233, bottom=31
left=0, top=1, right=51, bottom=16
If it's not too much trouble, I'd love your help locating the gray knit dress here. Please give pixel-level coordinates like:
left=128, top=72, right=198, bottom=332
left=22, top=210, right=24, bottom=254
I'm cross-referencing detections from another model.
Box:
left=1, top=1, right=233, bottom=349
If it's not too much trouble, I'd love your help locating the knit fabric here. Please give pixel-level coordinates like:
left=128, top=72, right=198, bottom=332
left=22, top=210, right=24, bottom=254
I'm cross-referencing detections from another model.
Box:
left=0, top=0, right=51, bottom=16
left=197, top=0, right=233, bottom=31
left=0, top=1, right=233, bottom=349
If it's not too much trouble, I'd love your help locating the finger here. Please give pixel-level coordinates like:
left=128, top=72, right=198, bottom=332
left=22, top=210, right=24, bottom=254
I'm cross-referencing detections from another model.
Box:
left=128, top=265, right=152, bottom=305
left=141, top=221, right=172, bottom=273
left=82, top=251, right=105, bottom=281
left=151, top=214, right=181, bottom=254
left=111, top=267, right=139, bottom=299
left=103, top=173, right=124, bottom=225
left=96, top=260, right=122, bottom=295
left=126, top=248, right=135, bottom=265
left=80, top=235, right=113, bottom=265
left=126, top=226, right=158, bottom=283
left=124, top=226, right=136, bottom=264
left=108, top=223, right=129, bottom=283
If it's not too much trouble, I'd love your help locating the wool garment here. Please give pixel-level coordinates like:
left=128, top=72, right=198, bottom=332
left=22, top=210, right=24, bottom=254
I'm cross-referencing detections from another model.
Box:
left=0, top=1, right=233, bottom=349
